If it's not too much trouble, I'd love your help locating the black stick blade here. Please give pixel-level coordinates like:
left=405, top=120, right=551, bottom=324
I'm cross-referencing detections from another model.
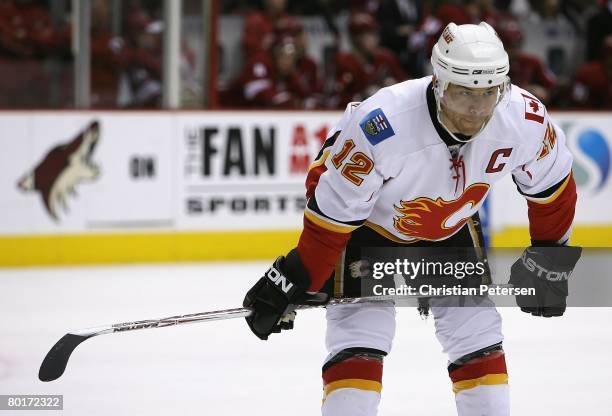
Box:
left=39, top=333, right=92, bottom=382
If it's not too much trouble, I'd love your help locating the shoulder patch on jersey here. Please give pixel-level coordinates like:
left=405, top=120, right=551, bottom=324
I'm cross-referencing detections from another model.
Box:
left=359, top=108, right=395, bottom=145
left=521, top=93, right=545, bottom=124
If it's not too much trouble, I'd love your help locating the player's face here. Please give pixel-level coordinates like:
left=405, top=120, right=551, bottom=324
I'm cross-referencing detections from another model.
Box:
left=440, top=84, right=499, bottom=136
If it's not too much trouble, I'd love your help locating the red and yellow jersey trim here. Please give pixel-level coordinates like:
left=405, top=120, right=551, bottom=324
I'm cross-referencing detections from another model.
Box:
left=304, top=208, right=360, bottom=234
left=308, top=149, right=330, bottom=171
left=527, top=173, right=576, bottom=242
left=364, top=219, right=482, bottom=246
left=364, top=221, right=417, bottom=244
left=524, top=174, right=571, bottom=205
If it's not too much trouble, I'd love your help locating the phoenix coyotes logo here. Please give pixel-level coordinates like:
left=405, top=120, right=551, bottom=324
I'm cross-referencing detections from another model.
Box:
left=393, top=183, right=489, bottom=240
left=17, top=121, right=101, bottom=220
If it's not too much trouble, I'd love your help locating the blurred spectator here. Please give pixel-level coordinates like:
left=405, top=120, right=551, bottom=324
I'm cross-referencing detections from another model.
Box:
left=586, top=0, right=612, bottom=61
left=377, top=0, right=426, bottom=76
left=221, top=35, right=314, bottom=108
left=422, top=0, right=505, bottom=63
left=275, top=15, right=322, bottom=106
left=120, top=8, right=163, bottom=108
left=497, top=19, right=557, bottom=103
left=560, top=0, right=598, bottom=86
left=241, top=0, right=288, bottom=59
left=0, top=0, right=58, bottom=58
left=349, top=0, right=381, bottom=14
left=519, top=0, right=578, bottom=82
left=561, top=0, right=598, bottom=36
left=571, top=35, right=612, bottom=109
left=90, top=0, right=125, bottom=108
left=0, top=0, right=60, bottom=108
left=120, top=6, right=197, bottom=108
left=438, top=0, right=504, bottom=26
left=331, top=12, right=406, bottom=108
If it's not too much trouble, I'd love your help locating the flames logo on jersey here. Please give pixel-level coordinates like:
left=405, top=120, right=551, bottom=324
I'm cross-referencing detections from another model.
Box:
left=17, top=121, right=101, bottom=221
left=393, top=183, right=489, bottom=240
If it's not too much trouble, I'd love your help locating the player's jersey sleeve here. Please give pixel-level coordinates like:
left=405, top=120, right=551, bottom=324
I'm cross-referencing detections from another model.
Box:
left=511, top=109, right=577, bottom=244
left=305, top=107, right=384, bottom=232
left=297, top=100, right=391, bottom=291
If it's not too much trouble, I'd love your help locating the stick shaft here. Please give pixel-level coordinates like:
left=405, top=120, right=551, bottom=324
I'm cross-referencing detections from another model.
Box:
left=110, top=307, right=253, bottom=332
left=107, top=285, right=514, bottom=334
left=107, top=295, right=400, bottom=334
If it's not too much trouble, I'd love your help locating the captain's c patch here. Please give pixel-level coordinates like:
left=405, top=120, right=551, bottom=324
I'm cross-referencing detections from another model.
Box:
left=360, top=108, right=395, bottom=145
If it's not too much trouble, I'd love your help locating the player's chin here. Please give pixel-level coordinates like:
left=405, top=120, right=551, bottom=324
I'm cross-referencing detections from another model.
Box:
left=459, top=120, right=485, bottom=135
left=458, top=125, right=480, bottom=136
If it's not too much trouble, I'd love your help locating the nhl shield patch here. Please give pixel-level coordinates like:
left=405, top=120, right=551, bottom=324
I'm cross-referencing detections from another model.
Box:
left=359, top=108, right=395, bottom=145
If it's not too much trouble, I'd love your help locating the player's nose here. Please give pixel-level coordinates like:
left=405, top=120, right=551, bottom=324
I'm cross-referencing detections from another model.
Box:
left=468, top=105, right=487, bottom=116
left=468, top=98, right=492, bottom=116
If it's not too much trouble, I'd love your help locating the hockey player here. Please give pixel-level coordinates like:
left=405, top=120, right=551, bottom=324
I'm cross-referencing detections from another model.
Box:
left=243, top=22, right=581, bottom=415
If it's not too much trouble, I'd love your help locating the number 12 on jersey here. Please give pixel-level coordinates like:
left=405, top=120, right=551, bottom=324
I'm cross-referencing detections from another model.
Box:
left=331, top=139, right=374, bottom=186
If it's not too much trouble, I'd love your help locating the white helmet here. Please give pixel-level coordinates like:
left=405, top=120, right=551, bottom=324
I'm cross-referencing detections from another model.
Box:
left=430, top=22, right=511, bottom=141
left=431, top=22, right=509, bottom=91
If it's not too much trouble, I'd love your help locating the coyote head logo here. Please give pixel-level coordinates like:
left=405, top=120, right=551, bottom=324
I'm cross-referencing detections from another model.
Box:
left=17, top=121, right=101, bottom=221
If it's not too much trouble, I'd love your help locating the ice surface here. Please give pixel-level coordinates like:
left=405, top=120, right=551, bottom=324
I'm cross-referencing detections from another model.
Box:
left=1, top=261, right=611, bottom=415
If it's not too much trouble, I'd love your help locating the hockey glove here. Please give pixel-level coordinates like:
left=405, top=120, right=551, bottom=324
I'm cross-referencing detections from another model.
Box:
left=243, top=249, right=327, bottom=340
left=509, top=245, right=582, bottom=317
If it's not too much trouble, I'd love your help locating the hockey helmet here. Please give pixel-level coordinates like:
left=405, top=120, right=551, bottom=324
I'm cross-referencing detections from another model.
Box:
left=431, top=22, right=509, bottom=90
left=430, top=22, right=511, bottom=141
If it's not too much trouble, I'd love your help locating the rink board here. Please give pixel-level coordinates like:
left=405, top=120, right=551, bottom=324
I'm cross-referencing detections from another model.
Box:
left=0, top=111, right=610, bottom=266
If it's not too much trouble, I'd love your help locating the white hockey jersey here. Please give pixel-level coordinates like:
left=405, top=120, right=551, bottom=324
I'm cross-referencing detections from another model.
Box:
left=304, top=76, right=574, bottom=244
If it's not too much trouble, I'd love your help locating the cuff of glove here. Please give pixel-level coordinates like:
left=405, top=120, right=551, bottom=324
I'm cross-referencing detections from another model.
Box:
left=281, top=248, right=312, bottom=294
left=524, top=245, right=582, bottom=273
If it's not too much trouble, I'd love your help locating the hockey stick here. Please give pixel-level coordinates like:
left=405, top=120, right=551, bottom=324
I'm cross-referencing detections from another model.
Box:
left=38, top=295, right=398, bottom=382
left=39, top=284, right=513, bottom=382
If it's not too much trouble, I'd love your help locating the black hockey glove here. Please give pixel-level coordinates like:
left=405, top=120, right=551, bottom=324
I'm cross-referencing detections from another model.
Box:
left=243, top=249, right=328, bottom=340
left=509, top=245, right=582, bottom=317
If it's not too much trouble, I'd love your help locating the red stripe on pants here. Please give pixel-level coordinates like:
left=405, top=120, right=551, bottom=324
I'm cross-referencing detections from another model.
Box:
left=323, top=357, right=383, bottom=385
